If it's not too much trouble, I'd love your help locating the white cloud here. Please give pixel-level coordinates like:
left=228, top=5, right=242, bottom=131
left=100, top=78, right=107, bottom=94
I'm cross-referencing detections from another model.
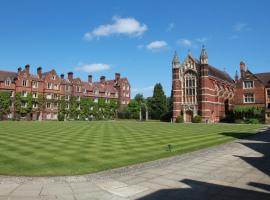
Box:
left=234, top=23, right=248, bottom=32
left=137, top=44, right=144, bottom=49
left=133, top=86, right=154, bottom=93
left=146, top=40, right=168, bottom=50
left=177, top=39, right=192, bottom=47
left=228, top=34, right=239, bottom=40
left=196, top=37, right=208, bottom=43
left=75, top=63, right=110, bottom=73
left=167, top=23, right=174, bottom=32
left=84, top=16, right=147, bottom=40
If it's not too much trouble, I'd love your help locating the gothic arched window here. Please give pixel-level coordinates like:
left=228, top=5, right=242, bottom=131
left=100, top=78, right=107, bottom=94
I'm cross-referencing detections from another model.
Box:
left=183, top=71, right=197, bottom=104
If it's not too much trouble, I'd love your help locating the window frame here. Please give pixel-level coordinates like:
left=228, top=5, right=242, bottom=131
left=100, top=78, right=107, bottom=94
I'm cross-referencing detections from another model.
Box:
left=243, top=81, right=254, bottom=89
left=243, top=93, right=255, bottom=103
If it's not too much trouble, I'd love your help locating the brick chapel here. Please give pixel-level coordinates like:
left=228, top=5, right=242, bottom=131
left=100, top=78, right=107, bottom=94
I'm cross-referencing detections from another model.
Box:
left=172, top=47, right=270, bottom=123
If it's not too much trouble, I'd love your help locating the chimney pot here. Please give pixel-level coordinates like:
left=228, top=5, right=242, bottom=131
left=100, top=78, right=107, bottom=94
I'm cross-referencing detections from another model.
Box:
left=100, top=76, right=106, bottom=83
left=240, top=61, right=246, bottom=78
left=37, top=67, right=42, bottom=78
left=25, top=64, right=30, bottom=73
left=68, top=72, right=73, bottom=81
left=115, top=73, right=120, bottom=81
left=88, top=75, right=92, bottom=83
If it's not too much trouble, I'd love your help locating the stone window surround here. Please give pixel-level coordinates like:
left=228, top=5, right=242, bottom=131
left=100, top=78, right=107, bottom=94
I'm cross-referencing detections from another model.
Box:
left=243, top=93, right=255, bottom=103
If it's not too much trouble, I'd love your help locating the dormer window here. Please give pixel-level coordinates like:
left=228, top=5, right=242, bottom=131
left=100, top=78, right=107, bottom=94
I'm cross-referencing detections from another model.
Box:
left=5, top=79, right=11, bottom=86
left=243, top=81, right=254, bottom=89
left=52, top=76, right=56, bottom=80
left=83, top=88, right=87, bottom=94
left=22, top=80, right=27, bottom=87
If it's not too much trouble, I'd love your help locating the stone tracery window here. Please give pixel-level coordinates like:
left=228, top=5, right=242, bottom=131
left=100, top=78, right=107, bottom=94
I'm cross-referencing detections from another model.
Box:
left=183, top=71, right=197, bottom=104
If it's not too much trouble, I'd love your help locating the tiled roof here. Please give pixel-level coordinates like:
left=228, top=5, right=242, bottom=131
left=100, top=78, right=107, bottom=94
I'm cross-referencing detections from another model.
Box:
left=254, top=72, right=270, bottom=86
left=208, top=65, right=234, bottom=84
left=0, top=70, right=17, bottom=82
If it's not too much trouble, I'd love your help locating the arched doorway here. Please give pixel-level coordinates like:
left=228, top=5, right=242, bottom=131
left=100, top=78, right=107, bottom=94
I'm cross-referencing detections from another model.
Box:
left=185, top=111, right=193, bottom=122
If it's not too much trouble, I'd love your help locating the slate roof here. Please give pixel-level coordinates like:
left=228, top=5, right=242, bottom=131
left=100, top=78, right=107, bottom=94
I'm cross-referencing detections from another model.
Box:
left=254, top=72, right=270, bottom=87
left=0, top=70, right=17, bottom=82
left=208, top=65, right=234, bottom=84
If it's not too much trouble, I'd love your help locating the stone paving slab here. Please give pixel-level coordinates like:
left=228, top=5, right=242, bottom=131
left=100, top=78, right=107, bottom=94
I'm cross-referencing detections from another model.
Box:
left=0, top=127, right=269, bottom=200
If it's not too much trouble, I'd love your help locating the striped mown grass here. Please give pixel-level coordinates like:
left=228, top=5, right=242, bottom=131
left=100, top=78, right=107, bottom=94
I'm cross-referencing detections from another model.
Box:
left=0, top=121, right=263, bottom=176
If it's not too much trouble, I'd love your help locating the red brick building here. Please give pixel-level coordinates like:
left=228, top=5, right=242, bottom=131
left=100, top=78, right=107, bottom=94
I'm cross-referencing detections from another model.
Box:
left=234, top=62, right=270, bottom=123
left=172, top=47, right=235, bottom=123
left=0, top=65, right=130, bottom=120
left=172, top=47, right=270, bottom=123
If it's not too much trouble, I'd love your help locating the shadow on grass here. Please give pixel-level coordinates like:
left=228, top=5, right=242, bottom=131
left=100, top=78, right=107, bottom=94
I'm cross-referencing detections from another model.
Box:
left=137, top=128, right=270, bottom=200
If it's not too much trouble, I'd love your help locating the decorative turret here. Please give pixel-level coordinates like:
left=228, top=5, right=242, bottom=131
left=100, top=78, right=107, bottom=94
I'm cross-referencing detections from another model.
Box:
left=172, top=51, right=180, bottom=68
left=235, top=70, right=239, bottom=82
left=200, top=45, right=208, bottom=65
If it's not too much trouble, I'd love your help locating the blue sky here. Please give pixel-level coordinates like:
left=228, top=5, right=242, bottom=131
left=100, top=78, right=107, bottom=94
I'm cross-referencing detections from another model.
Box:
left=1, top=0, right=270, bottom=97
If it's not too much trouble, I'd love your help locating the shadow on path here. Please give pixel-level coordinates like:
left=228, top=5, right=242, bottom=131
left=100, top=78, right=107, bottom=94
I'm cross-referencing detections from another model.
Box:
left=137, top=128, right=270, bottom=200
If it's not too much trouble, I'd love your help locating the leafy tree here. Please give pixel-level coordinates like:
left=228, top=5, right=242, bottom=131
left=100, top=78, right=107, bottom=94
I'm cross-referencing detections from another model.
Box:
left=14, top=92, right=22, bottom=119
left=69, top=96, right=78, bottom=119
left=0, top=91, right=11, bottom=119
left=80, top=97, right=94, bottom=120
left=134, top=93, right=144, bottom=105
left=148, top=83, right=167, bottom=119
left=58, top=95, right=66, bottom=121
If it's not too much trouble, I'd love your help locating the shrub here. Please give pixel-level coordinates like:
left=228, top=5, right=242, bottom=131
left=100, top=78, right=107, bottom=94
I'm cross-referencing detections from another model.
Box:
left=192, top=115, right=202, bottom=123
left=175, top=115, right=184, bottom=123
left=160, top=111, right=172, bottom=122
left=235, top=119, right=245, bottom=124
left=246, top=118, right=260, bottom=124
left=58, top=112, right=65, bottom=121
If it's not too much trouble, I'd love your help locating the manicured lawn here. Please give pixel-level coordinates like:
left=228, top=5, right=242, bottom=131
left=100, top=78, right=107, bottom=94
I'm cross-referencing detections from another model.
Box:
left=0, top=121, right=263, bottom=176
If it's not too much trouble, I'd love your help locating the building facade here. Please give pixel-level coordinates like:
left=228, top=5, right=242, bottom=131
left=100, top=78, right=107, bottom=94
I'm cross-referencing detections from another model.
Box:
left=172, top=47, right=235, bottom=123
left=234, top=62, right=270, bottom=123
left=172, top=47, right=270, bottom=123
left=0, top=65, right=130, bottom=120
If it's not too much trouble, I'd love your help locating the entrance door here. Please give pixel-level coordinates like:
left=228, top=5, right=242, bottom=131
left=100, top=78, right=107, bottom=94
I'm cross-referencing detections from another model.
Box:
left=186, top=111, right=193, bottom=122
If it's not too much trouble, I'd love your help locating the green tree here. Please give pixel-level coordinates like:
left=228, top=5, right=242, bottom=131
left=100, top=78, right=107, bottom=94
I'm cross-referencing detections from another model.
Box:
left=69, top=96, right=78, bottom=119
left=0, top=91, right=11, bottom=119
left=80, top=97, right=94, bottom=120
left=148, top=83, right=167, bottom=120
left=58, top=95, right=66, bottom=121
left=14, top=92, right=22, bottom=119
left=134, top=93, right=144, bottom=105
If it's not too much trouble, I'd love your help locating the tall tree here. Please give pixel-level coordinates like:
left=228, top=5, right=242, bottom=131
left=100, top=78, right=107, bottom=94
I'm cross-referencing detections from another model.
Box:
left=0, top=91, right=11, bottom=119
left=148, top=83, right=167, bottom=120
left=134, top=93, right=144, bottom=105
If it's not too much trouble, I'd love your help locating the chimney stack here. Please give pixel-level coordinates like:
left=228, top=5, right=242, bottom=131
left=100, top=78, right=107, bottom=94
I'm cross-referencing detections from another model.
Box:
left=25, top=64, right=30, bottom=73
left=60, top=74, right=64, bottom=79
left=88, top=75, right=92, bottom=83
left=37, top=67, right=42, bottom=78
left=115, top=73, right=120, bottom=81
left=100, top=76, right=106, bottom=84
left=68, top=72, right=73, bottom=81
left=18, top=67, right=22, bottom=73
left=240, top=61, right=246, bottom=78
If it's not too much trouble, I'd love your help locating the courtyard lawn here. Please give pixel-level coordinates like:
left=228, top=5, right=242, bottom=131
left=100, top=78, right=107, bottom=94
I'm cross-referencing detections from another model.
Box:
left=0, top=121, right=263, bottom=176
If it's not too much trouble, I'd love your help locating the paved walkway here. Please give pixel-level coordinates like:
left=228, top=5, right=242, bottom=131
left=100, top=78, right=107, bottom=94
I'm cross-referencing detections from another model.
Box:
left=0, top=127, right=270, bottom=200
